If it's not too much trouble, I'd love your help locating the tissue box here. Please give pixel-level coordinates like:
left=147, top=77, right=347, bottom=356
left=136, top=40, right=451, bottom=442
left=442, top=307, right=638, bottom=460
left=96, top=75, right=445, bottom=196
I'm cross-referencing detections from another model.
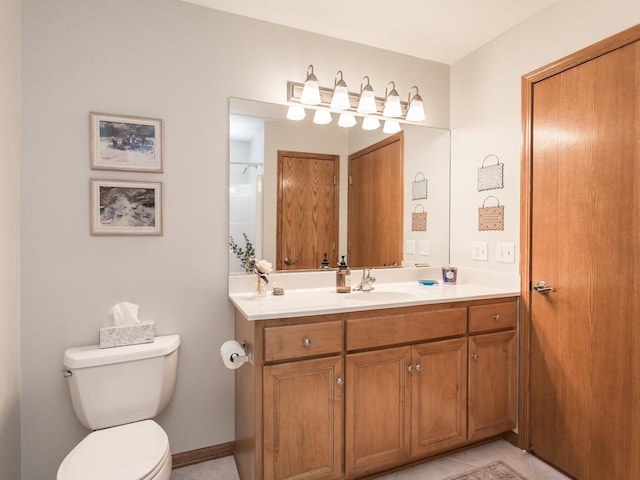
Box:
left=99, top=321, right=155, bottom=348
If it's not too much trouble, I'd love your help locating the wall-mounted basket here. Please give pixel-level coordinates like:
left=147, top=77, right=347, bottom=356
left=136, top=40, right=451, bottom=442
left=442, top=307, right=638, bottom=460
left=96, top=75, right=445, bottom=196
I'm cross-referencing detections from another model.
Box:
left=478, top=195, right=504, bottom=231
left=411, top=204, right=427, bottom=232
left=412, top=172, right=428, bottom=200
left=477, top=154, right=504, bottom=191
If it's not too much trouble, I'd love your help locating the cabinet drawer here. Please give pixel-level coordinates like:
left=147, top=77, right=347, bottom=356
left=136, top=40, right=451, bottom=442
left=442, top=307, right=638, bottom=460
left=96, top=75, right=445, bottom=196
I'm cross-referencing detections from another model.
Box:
left=346, top=307, right=466, bottom=350
left=264, top=321, right=343, bottom=362
left=468, top=301, right=517, bottom=333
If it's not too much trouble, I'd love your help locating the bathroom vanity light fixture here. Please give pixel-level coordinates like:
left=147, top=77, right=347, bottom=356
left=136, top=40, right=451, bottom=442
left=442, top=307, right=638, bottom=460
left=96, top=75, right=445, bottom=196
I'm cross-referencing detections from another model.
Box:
left=406, top=86, right=426, bottom=122
left=338, top=112, right=357, bottom=128
left=357, top=76, right=377, bottom=114
left=299, top=65, right=321, bottom=105
left=313, top=109, right=332, bottom=125
left=286, top=104, right=306, bottom=121
left=383, top=120, right=402, bottom=134
left=382, top=81, right=403, bottom=118
left=330, top=70, right=351, bottom=111
left=286, top=65, right=427, bottom=131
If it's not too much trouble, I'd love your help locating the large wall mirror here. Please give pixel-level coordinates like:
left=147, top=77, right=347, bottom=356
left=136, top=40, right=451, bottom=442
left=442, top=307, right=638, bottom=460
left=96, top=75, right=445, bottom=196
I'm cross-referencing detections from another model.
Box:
left=229, top=97, right=450, bottom=273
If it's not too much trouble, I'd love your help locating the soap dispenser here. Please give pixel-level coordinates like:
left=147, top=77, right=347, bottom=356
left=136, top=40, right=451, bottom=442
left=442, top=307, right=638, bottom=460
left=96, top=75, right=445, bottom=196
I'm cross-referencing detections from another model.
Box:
left=320, top=253, right=331, bottom=270
left=336, top=256, right=351, bottom=293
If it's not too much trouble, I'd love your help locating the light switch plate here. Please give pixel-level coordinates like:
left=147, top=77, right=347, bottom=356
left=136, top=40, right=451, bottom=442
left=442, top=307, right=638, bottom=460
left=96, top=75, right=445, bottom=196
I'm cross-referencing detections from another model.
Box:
left=419, top=240, right=430, bottom=256
left=405, top=239, right=416, bottom=255
left=472, top=242, right=488, bottom=261
left=497, top=242, right=515, bottom=263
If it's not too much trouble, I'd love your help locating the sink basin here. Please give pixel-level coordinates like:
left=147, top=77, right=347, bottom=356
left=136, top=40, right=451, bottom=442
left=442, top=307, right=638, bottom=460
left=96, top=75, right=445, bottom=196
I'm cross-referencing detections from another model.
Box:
left=344, top=290, right=418, bottom=302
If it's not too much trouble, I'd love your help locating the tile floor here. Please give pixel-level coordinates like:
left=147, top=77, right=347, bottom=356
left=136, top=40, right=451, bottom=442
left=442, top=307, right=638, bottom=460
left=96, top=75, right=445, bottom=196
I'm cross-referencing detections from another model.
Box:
left=170, top=440, right=571, bottom=480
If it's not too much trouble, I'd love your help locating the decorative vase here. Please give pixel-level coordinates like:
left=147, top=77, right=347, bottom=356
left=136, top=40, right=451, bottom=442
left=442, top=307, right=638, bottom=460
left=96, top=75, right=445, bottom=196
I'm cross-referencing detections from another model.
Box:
left=255, top=275, right=267, bottom=297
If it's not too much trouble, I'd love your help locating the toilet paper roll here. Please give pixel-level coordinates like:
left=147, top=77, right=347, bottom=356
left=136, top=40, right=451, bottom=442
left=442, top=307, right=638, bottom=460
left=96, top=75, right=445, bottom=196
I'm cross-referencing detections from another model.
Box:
left=220, top=340, right=246, bottom=370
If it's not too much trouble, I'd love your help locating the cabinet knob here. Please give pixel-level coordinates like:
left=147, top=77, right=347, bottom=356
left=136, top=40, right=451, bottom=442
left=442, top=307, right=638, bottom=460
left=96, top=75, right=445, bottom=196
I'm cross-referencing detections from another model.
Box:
left=336, top=377, right=344, bottom=385
left=407, top=364, right=414, bottom=372
left=415, top=364, right=422, bottom=372
left=303, top=337, right=312, bottom=347
left=492, top=314, right=501, bottom=321
left=472, top=353, right=479, bottom=361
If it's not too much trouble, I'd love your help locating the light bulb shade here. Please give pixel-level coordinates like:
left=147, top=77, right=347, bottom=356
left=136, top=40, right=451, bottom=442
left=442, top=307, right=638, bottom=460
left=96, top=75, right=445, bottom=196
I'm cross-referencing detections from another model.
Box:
left=331, top=84, right=350, bottom=110
left=331, top=71, right=351, bottom=110
left=362, top=116, right=380, bottom=130
left=406, top=87, right=426, bottom=122
left=286, top=105, right=306, bottom=121
left=382, top=82, right=403, bottom=118
left=338, top=112, right=357, bottom=128
left=357, top=76, right=377, bottom=114
left=383, top=120, right=402, bottom=134
left=300, top=65, right=321, bottom=105
left=313, top=109, right=332, bottom=125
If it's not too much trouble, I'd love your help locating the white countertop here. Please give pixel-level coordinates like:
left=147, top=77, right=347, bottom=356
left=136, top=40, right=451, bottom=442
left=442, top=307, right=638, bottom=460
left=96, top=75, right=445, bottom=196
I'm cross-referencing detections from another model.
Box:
left=229, top=267, right=521, bottom=321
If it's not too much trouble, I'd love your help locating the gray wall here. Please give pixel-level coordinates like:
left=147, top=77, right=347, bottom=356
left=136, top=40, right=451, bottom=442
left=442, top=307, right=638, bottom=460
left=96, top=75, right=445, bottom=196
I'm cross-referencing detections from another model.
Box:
left=0, top=0, right=21, bottom=479
left=20, top=1, right=449, bottom=478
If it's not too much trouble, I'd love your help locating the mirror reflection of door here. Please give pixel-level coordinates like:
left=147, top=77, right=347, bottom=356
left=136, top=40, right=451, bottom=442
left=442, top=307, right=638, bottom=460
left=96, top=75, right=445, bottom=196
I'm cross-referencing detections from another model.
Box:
left=276, top=151, right=339, bottom=270
left=348, top=132, right=404, bottom=268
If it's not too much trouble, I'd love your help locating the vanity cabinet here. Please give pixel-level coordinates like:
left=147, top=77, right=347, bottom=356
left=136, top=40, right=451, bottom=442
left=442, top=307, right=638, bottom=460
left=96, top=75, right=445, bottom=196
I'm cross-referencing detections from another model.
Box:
left=233, top=298, right=517, bottom=480
left=344, top=305, right=467, bottom=476
left=467, top=302, right=517, bottom=441
left=263, top=356, right=343, bottom=480
left=344, top=337, right=468, bottom=476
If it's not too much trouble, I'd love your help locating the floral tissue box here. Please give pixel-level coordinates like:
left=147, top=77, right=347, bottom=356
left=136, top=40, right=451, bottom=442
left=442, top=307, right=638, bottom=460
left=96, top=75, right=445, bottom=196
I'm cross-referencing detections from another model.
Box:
left=99, top=322, right=155, bottom=348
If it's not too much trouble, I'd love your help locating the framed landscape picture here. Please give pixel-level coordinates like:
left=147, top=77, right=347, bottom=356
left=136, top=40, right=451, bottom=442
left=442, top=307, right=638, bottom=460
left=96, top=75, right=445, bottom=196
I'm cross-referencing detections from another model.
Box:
left=90, top=179, right=163, bottom=235
left=90, top=112, right=163, bottom=172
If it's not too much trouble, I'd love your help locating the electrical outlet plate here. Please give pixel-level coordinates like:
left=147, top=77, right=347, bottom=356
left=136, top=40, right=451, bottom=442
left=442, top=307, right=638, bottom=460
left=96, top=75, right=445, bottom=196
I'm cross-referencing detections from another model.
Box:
left=405, top=239, right=416, bottom=255
left=472, top=242, right=488, bottom=261
left=497, top=242, right=515, bottom=263
left=419, top=240, right=430, bottom=256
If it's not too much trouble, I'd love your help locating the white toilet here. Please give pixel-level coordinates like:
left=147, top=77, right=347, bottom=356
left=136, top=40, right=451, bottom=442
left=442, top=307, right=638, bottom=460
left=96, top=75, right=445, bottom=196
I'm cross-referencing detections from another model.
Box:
left=57, top=334, right=180, bottom=480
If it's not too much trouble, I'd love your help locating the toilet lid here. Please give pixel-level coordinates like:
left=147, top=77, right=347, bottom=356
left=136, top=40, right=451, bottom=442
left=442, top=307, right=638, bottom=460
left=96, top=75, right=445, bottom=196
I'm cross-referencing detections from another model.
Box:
left=57, top=420, right=169, bottom=480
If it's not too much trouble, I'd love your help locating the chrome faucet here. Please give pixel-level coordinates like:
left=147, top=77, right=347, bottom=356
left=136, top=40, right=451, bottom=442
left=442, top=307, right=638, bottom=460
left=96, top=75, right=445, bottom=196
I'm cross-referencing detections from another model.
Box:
left=354, top=268, right=376, bottom=291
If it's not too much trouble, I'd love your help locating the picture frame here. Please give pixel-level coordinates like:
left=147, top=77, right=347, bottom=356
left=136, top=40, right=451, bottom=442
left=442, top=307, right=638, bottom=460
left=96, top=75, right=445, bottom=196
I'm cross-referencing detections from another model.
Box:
left=90, top=179, right=163, bottom=235
left=90, top=112, right=163, bottom=172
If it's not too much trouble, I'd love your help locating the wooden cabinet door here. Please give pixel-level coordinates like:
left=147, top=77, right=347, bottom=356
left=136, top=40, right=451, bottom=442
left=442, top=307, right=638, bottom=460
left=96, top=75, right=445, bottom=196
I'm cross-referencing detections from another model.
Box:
left=263, top=356, right=343, bottom=480
left=411, top=338, right=467, bottom=456
left=345, top=346, right=411, bottom=476
left=468, top=330, right=517, bottom=441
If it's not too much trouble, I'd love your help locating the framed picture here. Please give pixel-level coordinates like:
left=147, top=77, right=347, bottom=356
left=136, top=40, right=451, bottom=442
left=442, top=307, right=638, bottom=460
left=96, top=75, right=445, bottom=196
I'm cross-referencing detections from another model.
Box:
left=90, top=112, right=163, bottom=172
left=90, top=179, right=163, bottom=235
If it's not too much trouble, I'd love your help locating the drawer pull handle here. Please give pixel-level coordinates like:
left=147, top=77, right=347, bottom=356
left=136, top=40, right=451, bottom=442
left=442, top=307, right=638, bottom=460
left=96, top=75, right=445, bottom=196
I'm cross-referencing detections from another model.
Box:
left=303, top=337, right=312, bottom=347
left=472, top=353, right=479, bottom=361
left=493, top=314, right=501, bottom=321
left=336, top=377, right=344, bottom=385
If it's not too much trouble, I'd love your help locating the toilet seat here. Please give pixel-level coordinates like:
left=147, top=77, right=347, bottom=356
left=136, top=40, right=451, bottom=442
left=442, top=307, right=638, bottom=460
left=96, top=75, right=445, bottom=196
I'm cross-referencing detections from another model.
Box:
left=57, top=420, right=171, bottom=480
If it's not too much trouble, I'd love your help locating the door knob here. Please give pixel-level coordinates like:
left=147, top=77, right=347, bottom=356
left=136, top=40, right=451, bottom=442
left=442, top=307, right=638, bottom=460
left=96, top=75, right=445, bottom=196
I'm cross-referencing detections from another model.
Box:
left=533, top=281, right=556, bottom=295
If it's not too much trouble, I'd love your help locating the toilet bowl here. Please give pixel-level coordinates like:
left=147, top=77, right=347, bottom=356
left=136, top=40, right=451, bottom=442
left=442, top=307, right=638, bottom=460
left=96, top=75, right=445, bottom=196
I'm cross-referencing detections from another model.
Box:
left=57, top=335, right=180, bottom=480
left=57, top=420, right=171, bottom=480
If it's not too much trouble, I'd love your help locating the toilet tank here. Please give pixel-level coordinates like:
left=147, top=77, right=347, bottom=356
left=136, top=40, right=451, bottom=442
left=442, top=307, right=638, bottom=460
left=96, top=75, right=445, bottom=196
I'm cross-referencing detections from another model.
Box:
left=63, top=334, right=180, bottom=430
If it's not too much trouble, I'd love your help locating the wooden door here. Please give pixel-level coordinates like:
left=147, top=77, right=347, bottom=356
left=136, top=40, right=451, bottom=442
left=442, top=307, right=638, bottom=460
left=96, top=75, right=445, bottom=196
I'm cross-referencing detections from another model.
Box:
left=345, top=346, right=411, bottom=476
left=411, top=338, right=467, bottom=456
left=522, top=27, right=640, bottom=479
left=263, top=356, right=343, bottom=480
left=277, top=151, right=339, bottom=270
left=348, top=132, right=403, bottom=268
left=468, top=330, right=516, bottom=441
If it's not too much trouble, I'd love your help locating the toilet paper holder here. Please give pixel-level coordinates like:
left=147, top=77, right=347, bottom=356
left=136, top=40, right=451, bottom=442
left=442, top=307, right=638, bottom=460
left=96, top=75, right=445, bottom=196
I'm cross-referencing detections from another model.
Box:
left=230, top=340, right=253, bottom=366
